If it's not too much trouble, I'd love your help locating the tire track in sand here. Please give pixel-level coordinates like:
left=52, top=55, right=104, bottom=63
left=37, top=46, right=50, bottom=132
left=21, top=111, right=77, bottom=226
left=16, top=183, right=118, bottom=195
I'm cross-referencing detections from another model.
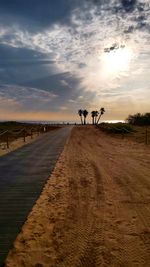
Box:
left=54, top=139, right=106, bottom=267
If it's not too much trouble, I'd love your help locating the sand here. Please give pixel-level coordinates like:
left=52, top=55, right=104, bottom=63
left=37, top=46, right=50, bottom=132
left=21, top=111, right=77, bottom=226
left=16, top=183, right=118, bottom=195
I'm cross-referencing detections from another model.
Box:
left=0, top=134, right=40, bottom=156
left=5, top=126, right=150, bottom=267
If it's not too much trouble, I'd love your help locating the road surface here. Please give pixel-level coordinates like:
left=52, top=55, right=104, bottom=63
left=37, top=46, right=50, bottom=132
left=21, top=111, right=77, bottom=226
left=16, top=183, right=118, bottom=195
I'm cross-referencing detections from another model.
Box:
left=0, top=126, right=73, bottom=266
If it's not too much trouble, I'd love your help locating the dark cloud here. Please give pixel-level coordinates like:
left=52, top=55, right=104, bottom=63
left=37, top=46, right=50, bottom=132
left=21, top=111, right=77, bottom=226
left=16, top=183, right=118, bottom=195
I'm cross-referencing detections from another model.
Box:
left=21, top=72, right=86, bottom=111
left=84, top=0, right=138, bottom=14
left=124, top=7, right=150, bottom=34
left=78, top=63, right=87, bottom=69
left=121, top=0, right=137, bottom=12
left=104, top=43, right=125, bottom=53
left=124, top=25, right=135, bottom=33
left=0, top=0, right=74, bottom=31
left=0, top=0, right=102, bottom=31
left=0, top=0, right=149, bottom=35
left=0, top=44, right=47, bottom=61
left=0, top=71, right=85, bottom=112
left=137, top=2, right=145, bottom=12
left=0, top=0, right=139, bottom=33
left=0, top=44, right=58, bottom=84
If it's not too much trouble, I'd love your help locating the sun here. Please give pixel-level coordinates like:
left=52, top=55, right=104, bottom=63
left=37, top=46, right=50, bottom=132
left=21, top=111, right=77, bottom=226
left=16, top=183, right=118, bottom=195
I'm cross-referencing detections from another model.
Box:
left=101, top=45, right=133, bottom=76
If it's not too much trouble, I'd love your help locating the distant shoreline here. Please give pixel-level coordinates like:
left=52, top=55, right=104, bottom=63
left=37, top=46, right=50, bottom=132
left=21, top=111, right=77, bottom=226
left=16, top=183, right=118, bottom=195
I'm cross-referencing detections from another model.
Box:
left=0, top=120, right=125, bottom=124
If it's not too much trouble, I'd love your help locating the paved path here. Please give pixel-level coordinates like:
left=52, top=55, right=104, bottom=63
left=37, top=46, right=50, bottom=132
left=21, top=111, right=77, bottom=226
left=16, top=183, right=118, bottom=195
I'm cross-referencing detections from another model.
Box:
left=0, top=126, right=73, bottom=266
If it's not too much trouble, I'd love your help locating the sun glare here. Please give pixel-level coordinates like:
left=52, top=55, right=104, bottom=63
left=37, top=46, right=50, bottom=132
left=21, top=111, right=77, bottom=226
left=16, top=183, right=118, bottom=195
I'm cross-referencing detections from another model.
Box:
left=102, top=46, right=133, bottom=76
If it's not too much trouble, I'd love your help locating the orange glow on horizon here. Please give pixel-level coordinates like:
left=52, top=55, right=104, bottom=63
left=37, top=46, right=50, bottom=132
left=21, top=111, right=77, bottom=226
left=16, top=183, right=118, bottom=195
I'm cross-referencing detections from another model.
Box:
left=0, top=111, right=76, bottom=122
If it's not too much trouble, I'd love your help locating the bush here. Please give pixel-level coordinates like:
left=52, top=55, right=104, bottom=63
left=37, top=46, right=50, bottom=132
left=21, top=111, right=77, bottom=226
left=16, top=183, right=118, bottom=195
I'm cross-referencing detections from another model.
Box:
left=98, top=122, right=134, bottom=134
left=126, top=113, right=150, bottom=126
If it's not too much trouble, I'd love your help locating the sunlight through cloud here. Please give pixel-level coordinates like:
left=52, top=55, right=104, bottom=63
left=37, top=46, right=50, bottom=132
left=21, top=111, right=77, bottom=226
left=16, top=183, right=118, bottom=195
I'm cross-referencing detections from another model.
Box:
left=101, top=45, right=133, bottom=76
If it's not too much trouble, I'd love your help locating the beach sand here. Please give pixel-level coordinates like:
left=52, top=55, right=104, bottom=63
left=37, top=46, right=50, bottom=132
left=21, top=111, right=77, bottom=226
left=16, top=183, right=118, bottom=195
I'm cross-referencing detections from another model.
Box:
left=0, top=134, right=40, bottom=157
left=5, top=126, right=150, bottom=267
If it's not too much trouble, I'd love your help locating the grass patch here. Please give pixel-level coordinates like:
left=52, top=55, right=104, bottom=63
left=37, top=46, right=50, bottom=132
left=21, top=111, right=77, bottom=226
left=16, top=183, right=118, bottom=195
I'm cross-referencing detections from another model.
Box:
left=98, top=122, right=134, bottom=134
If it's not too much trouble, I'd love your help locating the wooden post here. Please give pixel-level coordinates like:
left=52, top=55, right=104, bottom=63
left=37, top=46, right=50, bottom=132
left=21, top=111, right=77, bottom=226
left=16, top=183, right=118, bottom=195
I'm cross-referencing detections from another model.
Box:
left=6, top=134, right=9, bottom=149
left=31, top=129, right=33, bottom=139
left=23, top=130, right=26, bottom=143
left=145, top=127, right=148, bottom=145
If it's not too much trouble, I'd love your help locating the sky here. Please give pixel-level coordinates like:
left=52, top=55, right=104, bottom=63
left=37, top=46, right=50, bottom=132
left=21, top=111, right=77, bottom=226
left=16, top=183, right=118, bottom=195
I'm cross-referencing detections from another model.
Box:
left=0, top=0, right=150, bottom=122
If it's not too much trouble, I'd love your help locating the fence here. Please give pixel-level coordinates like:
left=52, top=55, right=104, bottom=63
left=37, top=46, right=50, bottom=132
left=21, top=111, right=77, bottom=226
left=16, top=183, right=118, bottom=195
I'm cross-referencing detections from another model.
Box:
left=96, top=124, right=149, bottom=145
left=0, top=125, right=56, bottom=149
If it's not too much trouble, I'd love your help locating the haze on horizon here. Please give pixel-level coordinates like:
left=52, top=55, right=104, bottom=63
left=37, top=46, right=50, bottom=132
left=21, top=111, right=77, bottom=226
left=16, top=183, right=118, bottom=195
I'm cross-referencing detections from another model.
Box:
left=0, top=0, right=150, bottom=122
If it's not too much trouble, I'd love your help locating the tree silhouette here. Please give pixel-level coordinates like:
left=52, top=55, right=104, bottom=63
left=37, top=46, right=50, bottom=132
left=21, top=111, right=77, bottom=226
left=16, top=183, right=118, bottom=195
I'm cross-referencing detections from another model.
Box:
left=91, top=111, right=96, bottom=125
left=127, top=112, right=150, bottom=125
left=78, top=109, right=83, bottom=125
left=83, top=109, right=88, bottom=125
left=96, top=108, right=105, bottom=124
left=95, top=110, right=99, bottom=124
left=91, top=110, right=99, bottom=125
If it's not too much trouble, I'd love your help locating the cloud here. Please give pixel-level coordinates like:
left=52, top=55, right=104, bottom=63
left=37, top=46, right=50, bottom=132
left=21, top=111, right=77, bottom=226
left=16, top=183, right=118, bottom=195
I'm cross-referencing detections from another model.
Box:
left=0, top=0, right=76, bottom=31
left=121, top=0, right=137, bottom=12
left=59, top=106, right=68, bottom=111
left=0, top=84, right=58, bottom=112
left=0, top=95, right=21, bottom=111
left=0, top=1, right=149, bottom=78
left=0, top=0, right=150, bottom=120
left=68, top=99, right=76, bottom=103
left=60, top=79, right=71, bottom=88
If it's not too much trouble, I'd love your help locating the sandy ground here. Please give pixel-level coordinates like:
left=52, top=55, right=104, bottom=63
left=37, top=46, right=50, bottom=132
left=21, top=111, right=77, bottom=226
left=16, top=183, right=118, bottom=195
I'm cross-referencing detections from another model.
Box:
left=5, top=126, right=150, bottom=267
left=0, top=134, right=40, bottom=156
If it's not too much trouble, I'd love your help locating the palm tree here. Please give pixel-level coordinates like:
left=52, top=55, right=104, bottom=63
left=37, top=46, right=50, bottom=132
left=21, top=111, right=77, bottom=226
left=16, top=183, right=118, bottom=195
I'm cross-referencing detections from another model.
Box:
left=91, top=111, right=96, bottom=125
left=78, top=109, right=83, bottom=125
left=95, top=110, right=99, bottom=125
left=96, top=108, right=105, bottom=124
left=91, top=110, right=99, bottom=125
left=83, top=109, right=88, bottom=125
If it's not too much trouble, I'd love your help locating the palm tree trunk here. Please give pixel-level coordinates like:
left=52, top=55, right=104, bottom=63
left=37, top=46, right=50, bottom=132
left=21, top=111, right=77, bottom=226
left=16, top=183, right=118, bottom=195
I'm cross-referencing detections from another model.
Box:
left=97, top=114, right=101, bottom=124
left=84, top=117, right=86, bottom=125
left=92, top=117, right=94, bottom=125
left=81, top=116, right=83, bottom=125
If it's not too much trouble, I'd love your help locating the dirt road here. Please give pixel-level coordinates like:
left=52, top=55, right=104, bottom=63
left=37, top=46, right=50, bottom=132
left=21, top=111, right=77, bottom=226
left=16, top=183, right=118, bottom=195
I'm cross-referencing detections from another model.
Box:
left=5, top=126, right=150, bottom=267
